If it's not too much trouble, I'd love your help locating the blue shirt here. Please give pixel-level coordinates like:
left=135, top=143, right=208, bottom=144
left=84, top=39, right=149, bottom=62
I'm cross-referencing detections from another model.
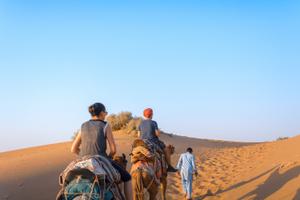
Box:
left=138, top=119, right=159, bottom=141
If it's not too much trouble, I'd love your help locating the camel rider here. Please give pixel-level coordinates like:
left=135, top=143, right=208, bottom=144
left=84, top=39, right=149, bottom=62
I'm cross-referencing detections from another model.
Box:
left=138, top=108, right=177, bottom=173
left=71, top=102, right=132, bottom=200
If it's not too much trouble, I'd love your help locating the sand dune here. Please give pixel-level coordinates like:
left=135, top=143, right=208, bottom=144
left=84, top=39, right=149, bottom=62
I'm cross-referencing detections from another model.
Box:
left=1, top=132, right=300, bottom=200
left=167, top=135, right=300, bottom=200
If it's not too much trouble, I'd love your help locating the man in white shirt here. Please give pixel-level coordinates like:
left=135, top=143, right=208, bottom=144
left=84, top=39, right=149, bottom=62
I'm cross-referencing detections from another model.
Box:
left=176, top=147, right=198, bottom=200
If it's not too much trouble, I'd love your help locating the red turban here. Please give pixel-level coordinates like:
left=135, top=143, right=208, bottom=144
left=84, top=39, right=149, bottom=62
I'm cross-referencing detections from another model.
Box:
left=143, top=108, right=153, bottom=118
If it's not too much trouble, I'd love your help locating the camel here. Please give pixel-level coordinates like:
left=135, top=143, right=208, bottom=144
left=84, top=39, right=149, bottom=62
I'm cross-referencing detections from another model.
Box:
left=161, top=144, right=175, bottom=200
left=131, top=139, right=175, bottom=200
left=113, top=153, right=128, bottom=169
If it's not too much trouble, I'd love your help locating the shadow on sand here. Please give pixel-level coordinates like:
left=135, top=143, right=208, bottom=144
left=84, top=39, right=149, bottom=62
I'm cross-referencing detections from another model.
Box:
left=195, top=164, right=300, bottom=200
left=238, top=165, right=300, bottom=200
left=194, top=165, right=279, bottom=200
left=292, top=188, right=300, bottom=200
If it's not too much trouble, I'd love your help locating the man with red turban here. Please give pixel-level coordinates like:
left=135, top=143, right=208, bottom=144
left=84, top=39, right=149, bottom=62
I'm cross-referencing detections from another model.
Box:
left=138, top=108, right=177, bottom=172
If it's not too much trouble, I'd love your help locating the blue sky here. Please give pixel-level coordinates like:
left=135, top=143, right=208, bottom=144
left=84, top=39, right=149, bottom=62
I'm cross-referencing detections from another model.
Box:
left=0, top=1, right=300, bottom=152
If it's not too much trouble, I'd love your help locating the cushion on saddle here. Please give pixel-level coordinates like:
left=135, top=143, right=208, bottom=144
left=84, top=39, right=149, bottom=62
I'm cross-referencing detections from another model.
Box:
left=57, top=155, right=125, bottom=200
left=131, top=146, right=155, bottom=163
left=64, top=177, right=113, bottom=200
left=59, top=155, right=121, bottom=186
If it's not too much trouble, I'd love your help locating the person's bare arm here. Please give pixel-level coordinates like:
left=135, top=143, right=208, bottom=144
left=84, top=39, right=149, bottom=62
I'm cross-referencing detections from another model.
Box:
left=106, top=124, right=117, bottom=157
left=71, top=131, right=81, bottom=155
left=154, top=121, right=160, bottom=137
left=137, top=131, right=141, bottom=137
left=155, top=129, right=161, bottom=137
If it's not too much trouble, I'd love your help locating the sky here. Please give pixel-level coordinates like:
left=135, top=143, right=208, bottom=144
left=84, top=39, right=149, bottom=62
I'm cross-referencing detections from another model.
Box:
left=0, top=0, right=300, bottom=152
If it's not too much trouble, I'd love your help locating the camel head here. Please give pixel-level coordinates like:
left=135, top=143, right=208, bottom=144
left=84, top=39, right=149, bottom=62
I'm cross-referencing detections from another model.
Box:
left=167, top=144, right=175, bottom=155
left=113, top=153, right=128, bottom=169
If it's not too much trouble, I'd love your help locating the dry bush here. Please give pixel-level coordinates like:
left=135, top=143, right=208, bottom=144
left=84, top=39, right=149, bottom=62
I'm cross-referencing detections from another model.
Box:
left=276, top=137, right=289, bottom=141
left=125, top=117, right=142, bottom=136
left=106, top=112, right=142, bottom=136
left=106, top=114, right=119, bottom=130
left=106, top=112, right=133, bottom=131
left=118, top=112, right=133, bottom=127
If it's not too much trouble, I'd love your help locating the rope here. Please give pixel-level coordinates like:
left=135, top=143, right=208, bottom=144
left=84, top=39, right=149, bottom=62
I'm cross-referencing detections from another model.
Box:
left=133, top=168, right=156, bottom=196
left=88, top=178, right=96, bottom=200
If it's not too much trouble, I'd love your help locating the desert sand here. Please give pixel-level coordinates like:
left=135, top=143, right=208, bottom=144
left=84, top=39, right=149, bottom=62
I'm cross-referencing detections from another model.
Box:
left=1, top=132, right=300, bottom=200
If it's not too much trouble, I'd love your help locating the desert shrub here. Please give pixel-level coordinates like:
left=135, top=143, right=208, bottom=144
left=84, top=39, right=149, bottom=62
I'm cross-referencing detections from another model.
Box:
left=106, top=114, right=119, bottom=130
left=118, top=112, right=133, bottom=128
left=276, top=137, right=289, bottom=141
left=125, top=117, right=142, bottom=136
left=106, top=112, right=134, bottom=131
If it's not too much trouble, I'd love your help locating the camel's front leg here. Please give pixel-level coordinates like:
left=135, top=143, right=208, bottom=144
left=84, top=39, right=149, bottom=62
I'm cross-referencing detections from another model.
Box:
left=160, top=176, right=167, bottom=200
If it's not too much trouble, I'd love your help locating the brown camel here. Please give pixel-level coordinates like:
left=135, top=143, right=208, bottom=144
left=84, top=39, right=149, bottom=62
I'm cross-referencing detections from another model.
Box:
left=161, top=144, right=175, bottom=200
left=131, top=140, right=175, bottom=200
left=113, top=153, right=128, bottom=169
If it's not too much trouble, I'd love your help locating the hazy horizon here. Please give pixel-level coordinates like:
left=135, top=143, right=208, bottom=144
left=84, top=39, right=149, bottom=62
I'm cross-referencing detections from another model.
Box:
left=1, top=1, right=300, bottom=152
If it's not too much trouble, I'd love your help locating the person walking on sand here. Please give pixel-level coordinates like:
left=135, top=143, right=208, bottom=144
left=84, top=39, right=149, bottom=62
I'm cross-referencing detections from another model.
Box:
left=138, top=108, right=178, bottom=172
left=71, top=102, right=132, bottom=200
left=176, top=147, right=198, bottom=200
